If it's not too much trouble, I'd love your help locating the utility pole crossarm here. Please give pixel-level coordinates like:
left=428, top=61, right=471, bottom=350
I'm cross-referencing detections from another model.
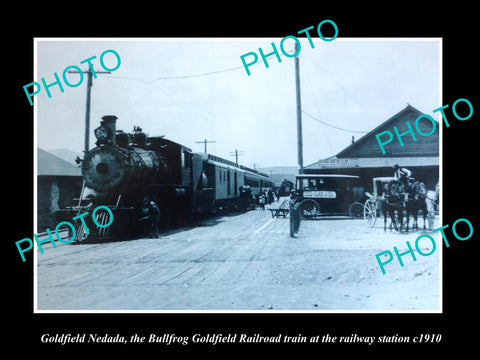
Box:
left=195, top=139, right=216, bottom=153
left=229, top=149, right=244, bottom=165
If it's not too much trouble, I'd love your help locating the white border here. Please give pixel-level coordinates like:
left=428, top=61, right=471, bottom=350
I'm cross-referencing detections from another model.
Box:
left=33, top=37, right=443, bottom=314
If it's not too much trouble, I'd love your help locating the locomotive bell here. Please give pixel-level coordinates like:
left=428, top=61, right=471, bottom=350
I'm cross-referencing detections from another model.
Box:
left=97, top=115, right=117, bottom=145
left=131, top=126, right=147, bottom=148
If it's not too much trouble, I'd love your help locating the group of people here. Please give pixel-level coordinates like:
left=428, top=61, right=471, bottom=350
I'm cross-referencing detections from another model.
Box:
left=388, top=164, right=438, bottom=207
left=257, top=189, right=277, bottom=210
left=387, top=164, right=417, bottom=200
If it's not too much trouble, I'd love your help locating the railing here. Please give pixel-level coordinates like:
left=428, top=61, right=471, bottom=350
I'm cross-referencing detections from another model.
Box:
left=289, top=200, right=301, bottom=237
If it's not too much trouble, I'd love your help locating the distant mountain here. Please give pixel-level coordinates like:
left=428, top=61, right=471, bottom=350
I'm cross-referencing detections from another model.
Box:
left=258, top=166, right=298, bottom=185
left=48, top=148, right=83, bottom=165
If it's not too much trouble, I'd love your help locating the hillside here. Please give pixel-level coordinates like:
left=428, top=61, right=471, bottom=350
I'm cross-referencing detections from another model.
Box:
left=257, top=166, right=298, bottom=185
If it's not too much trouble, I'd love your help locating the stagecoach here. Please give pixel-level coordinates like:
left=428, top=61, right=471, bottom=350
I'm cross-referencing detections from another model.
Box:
left=363, top=176, right=438, bottom=230
left=292, top=174, right=363, bottom=218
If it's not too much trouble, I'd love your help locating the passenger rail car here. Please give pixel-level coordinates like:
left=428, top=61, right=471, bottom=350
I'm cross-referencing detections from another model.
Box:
left=57, top=115, right=272, bottom=242
left=192, top=153, right=272, bottom=212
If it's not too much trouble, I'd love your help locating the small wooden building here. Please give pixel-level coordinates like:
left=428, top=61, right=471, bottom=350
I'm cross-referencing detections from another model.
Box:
left=37, top=148, right=83, bottom=232
left=304, top=104, right=439, bottom=194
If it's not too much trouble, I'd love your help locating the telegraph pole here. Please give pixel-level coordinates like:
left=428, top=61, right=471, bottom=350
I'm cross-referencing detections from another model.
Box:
left=229, top=149, right=244, bottom=165
left=294, top=42, right=304, bottom=174
left=195, top=139, right=216, bottom=153
left=67, top=68, right=111, bottom=153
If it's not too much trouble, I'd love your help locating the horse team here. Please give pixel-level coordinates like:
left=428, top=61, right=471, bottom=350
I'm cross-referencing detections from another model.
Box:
left=382, top=178, right=438, bottom=232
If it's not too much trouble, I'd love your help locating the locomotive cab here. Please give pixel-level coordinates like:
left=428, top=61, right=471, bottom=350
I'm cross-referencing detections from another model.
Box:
left=148, top=136, right=192, bottom=188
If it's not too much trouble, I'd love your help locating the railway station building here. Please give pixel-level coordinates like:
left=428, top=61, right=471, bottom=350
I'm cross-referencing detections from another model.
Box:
left=303, top=104, right=439, bottom=195
left=37, top=148, right=83, bottom=232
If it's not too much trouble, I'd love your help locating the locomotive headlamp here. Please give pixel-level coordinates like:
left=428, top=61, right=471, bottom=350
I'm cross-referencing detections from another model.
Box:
left=94, top=125, right=110, bottom=141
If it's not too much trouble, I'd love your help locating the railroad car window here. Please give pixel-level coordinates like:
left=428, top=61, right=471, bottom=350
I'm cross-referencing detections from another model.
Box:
left=182, top=151, right=191, bottom=168
left=245, top=177, right=259, bottom=187
left=227, top=171, right=231, bottom=195
left=234, top=172, right=238, bottom=195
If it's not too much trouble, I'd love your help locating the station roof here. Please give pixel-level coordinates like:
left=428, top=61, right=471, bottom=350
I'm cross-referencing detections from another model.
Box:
left=305, top=104, right=440, bottom=171
left=335, top=104, right=439, bottom=158
left=37, top=148, right=82, bottom=177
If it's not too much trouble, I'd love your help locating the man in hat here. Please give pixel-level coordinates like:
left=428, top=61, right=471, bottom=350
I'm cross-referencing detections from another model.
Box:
left=393, top=164, right=412, bottom=189
left=139, top=197, right=161, bottom=238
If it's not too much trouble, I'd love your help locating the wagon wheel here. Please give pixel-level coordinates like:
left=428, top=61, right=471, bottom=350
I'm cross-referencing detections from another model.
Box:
left=348, top=202, right=364, bottom=218
left=299, top=199, right=320, bottom=219
left=364, top=199, right=377, bottom=227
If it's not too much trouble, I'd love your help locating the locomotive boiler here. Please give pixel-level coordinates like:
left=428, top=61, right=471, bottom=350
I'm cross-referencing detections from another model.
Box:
left=57, top=115, right=273, bottom=242
left=82, top=116, right=168, bottom=194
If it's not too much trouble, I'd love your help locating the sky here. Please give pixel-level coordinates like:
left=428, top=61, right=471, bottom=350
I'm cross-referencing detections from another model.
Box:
left=35, top=38, right=440, bottom=169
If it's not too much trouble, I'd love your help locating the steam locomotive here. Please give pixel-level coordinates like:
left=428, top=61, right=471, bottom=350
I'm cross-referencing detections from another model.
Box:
left=57, top=115, right=273, bottom=242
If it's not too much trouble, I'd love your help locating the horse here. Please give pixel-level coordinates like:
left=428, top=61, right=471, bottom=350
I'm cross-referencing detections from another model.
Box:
left=405, top=180, right=428, bottom=231
left=382, top=180, right=406, bottom=232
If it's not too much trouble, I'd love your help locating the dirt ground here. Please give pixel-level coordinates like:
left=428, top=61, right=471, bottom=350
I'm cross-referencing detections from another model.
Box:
left=36, top=200, right=440, bottom=312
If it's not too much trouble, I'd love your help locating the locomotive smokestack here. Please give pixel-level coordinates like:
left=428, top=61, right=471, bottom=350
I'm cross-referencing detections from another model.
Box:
left=101, top=115, right=117, bottom=144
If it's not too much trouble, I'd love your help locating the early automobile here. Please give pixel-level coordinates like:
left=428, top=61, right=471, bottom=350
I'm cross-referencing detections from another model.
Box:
left=292, top=174, right=362, bottom=218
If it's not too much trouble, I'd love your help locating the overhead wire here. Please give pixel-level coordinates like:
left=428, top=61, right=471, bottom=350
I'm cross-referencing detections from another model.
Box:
left=302, top=62, right=333, bottom=151
left=301, top=110, right=368, bottom=133
left=301, top=55, right=369, bottom=134
left=97, top=44, right=298, bottom=83
left=100, top=64, right=246, bottom=83
left=97, top=45, right=369, bottom=135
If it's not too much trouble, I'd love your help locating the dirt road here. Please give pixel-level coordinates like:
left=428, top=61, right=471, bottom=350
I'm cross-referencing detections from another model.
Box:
left=36, top=205, right=440, bottom=311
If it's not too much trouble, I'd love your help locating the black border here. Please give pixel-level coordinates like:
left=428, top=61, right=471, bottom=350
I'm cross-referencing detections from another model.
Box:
left=8, top=5, right=479, bottom=355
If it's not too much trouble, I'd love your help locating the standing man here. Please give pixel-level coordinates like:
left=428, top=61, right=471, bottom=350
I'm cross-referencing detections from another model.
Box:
left=139, top=197, right=161, bottom=239
left=393, top=164, right=412, bottom=189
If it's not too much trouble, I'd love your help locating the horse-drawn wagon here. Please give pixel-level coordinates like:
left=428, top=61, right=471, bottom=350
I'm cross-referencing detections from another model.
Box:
left=363, top=176, right=438, bottom=231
